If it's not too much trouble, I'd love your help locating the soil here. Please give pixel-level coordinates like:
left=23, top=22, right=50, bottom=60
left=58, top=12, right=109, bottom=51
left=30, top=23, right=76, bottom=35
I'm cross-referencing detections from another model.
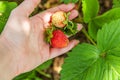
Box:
left=7, top=0, right=113, bottom=80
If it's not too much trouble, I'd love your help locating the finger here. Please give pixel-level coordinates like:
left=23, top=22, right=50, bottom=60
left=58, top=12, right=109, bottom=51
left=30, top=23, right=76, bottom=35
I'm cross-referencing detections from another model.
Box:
left=31, top=3, right=75, bottom=27
left=33, top=3, right=75, bottom=18
left=49, top=40, right=79, bottom=59
left=47, top=3, right=75, bottom=12
left=14, top=0, right=41, bottom=17
left=69, top=10, right=79, bottom=20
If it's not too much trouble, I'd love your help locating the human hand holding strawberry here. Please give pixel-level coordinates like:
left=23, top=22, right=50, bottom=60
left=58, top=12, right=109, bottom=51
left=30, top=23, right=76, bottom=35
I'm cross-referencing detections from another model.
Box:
left=0, top=0, right=82, bottom=79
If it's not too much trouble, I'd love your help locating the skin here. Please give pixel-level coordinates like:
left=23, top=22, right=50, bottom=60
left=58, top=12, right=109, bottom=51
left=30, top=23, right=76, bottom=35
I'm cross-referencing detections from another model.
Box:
left=0, top=0, right=82, bottom=80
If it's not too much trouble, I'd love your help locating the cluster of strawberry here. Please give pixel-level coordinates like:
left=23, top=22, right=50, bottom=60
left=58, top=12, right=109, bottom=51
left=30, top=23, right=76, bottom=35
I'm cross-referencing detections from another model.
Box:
left=45, top=11, right=77, bottom=48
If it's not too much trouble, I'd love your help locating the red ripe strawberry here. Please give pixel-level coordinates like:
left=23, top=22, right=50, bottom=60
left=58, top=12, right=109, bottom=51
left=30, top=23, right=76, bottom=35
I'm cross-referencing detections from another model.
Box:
left=51, top=30, right=69, bottom=48
left=52, top=11, right=66, bottom=28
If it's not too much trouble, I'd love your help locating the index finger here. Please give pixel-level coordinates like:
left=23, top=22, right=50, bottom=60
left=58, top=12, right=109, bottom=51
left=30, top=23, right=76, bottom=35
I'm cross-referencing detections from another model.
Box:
left=47, top=3, right=75, bottom=13
left=31, top=3, right=75, bottom=27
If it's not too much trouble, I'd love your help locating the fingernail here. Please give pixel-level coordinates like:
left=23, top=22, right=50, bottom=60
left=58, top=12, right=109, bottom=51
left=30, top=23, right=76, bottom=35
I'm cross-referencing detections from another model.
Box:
left=67, top=3, right=75, bottom=10
left=77, top=24, right=83, bottom=31
left=74, top=40, right=80, bottom=45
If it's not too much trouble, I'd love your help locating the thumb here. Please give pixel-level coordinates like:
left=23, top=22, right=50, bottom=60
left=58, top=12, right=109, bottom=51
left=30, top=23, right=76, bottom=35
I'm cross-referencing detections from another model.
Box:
left=15, top=0, right=41, bottom=17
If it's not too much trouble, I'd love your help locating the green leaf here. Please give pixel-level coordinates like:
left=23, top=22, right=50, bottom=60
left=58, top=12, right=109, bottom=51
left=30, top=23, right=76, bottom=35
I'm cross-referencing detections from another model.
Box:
left=97, top=19, right=120, bottom=52
left=37, top=60, right=52, bottom=70
left=107, top=51, right=120, bottom=74
left=0, top=1, right=17, bottom=34
left=61, top=45, right=120, bottom=80
left=97, top=19, right=120, bottom=77
left=88, top=8, right=120, bottom=40
left=60, top=0, right=78, bottom=4
left=82, top=0, right=99, bottom=23
left=61, top=43, right=119, bottom=80
left=113, top=0, right=120, bottom=8
left=61, top=43, right=100, bottom=80
left=61, top=20, right=120, bottom=80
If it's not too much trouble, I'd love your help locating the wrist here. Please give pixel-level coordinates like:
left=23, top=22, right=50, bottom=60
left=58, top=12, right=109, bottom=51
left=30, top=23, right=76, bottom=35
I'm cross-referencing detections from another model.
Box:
left=0, top=36, right=17, bottom=80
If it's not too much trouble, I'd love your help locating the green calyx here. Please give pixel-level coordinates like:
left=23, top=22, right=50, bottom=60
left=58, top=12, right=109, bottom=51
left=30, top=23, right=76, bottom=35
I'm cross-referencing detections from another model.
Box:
left=45, top=26, right=55, bottom=44
left=63, top=12, right=78, bottom=36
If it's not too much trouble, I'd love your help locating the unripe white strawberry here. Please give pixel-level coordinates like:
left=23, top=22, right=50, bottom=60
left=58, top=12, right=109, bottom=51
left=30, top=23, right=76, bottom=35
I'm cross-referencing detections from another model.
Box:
left=51, top=11, right=66, bottom=28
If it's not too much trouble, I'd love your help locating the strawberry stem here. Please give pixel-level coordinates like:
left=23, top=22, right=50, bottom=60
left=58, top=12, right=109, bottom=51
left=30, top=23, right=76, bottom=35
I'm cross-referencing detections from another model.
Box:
left=77, top=0, right=82, bottom=10
left=35, top=69, right=51, bottom=78
left=82, top=27, right=96, bottom=46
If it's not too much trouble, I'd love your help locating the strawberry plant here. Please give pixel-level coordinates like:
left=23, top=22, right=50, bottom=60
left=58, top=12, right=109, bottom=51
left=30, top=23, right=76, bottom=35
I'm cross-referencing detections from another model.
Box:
left=60, top=0, right=120, bottom=80
left=1, top=0, right=120, bottom=80
left=61, top=19, right=120, bottom=80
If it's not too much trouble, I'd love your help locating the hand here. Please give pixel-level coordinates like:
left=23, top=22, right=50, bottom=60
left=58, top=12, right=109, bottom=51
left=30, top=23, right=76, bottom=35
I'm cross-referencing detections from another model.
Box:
left=0, top=0, right=82, bottom=79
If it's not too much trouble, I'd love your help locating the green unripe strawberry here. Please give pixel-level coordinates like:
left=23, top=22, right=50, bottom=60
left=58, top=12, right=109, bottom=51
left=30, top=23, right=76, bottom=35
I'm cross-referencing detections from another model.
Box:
left=51, top=30, right=69, bottom=48
left=52, top=11, right=66, bottom=28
